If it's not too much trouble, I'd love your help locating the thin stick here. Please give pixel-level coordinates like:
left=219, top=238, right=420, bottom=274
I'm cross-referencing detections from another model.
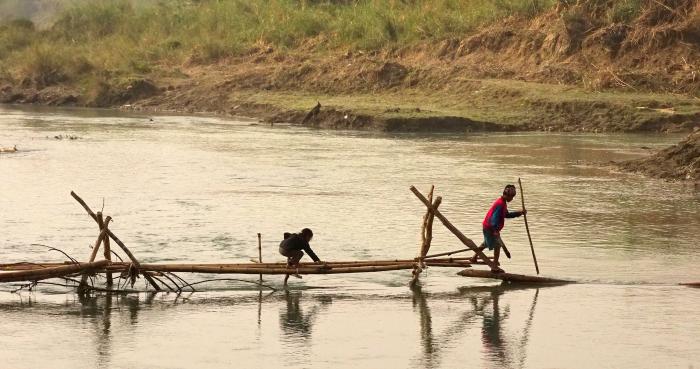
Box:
left=32, top=244, right=79, bottom=265
left=258, top=233, right=262, bottom=283
left=518, top=178, right=539, bottom=274
left=421, top=247, right=471, bottom=260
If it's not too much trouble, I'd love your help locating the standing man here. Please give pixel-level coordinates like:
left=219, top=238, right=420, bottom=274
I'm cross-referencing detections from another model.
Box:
left=471, top=185, right=526, bottom=273
left=279, top=228, right=323, bottom=285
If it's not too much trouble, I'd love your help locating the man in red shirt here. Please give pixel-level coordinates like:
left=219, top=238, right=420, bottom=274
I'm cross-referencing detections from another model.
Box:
left=471, top=184, right=526, bottom=273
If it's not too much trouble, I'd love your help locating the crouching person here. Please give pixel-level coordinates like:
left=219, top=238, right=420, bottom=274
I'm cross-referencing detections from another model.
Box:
left=279, top=228, right=322, bottom=285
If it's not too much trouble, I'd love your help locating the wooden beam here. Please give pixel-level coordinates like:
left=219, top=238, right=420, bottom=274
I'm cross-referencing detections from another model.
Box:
left=457, top=269, right=572, bottom=284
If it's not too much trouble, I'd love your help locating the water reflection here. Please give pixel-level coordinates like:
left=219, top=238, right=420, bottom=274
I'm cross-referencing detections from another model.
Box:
left=279, top=290, right=332, bottom=340
left=412, top=284, right=541, bottom=369
left=74, top=292, right=158, bottom=368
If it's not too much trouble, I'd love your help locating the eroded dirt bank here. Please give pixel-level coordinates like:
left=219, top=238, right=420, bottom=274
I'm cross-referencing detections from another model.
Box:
left=618, top=131, right=700, bottom=181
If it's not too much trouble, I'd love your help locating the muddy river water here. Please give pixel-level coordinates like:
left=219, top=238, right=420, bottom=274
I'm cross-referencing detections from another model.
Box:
left=0, top=105, right=698, bottom=368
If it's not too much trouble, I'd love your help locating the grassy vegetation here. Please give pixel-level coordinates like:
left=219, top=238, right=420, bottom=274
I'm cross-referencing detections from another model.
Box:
left=232, top=78, right=700, bottom=126
left=0, top=0, right=562, bottom=85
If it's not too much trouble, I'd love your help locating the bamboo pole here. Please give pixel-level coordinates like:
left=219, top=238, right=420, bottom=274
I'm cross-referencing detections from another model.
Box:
left=0, top=260, right=110, bottom=283
left=421, top=248, right=472, bottom=260
left=1, top=256, right=491, bottom=271
left=134, top=263, right=417, bottom=274
left=518, top=178, right=539, bottom=274
left=257, top=233, right=262, bottom=283
left=102, top=258, right=490, bottom=270
left=410, top=186, right=498, bottom=270
left=70, top=191, right=161, bottom=291
left=98, top=212, right=113, bottom=287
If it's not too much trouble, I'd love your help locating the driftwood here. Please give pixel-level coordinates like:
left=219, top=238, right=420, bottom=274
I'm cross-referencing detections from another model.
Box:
left=457, top=269, right=572, bottom=284
left=71, top=191, right=161, bottom=291
left=0, top=260, right=110, bottom=283
left=0, top=145, right=17, bottom=153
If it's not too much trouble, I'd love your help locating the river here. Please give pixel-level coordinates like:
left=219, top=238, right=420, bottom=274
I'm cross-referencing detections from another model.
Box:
left=0, top=105, right=698, bottom=369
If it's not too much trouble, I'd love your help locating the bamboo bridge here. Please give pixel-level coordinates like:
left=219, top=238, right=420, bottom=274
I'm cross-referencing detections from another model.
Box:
left=1, top=187, right=572, bottom=294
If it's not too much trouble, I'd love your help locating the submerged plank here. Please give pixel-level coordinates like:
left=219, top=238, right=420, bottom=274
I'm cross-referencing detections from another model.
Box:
left=457, top=269, right=573, bottom=284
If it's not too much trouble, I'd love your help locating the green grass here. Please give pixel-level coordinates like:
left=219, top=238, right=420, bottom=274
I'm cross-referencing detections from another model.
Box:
left=0, top=0, right=560, bottom=83
left=231, top=79, right=700, bottom=125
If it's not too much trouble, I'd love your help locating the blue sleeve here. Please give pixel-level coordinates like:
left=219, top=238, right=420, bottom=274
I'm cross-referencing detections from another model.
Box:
left=489, top=205, right=503, bottom=230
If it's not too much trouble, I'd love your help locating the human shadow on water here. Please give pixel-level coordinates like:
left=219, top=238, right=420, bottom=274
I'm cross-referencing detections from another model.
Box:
left=279, top=290, right=333, bottom=340
left=412, top=283, right=541, bottom=369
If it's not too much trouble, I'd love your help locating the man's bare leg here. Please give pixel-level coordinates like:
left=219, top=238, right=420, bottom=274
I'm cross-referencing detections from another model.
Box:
left=491, top=244, right=504, bottom=273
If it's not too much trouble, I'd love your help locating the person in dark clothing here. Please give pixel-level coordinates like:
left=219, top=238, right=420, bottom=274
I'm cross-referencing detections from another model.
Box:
left=470, top=184, right=526, bottom=273
left=279, top=228, right=323, bottom=285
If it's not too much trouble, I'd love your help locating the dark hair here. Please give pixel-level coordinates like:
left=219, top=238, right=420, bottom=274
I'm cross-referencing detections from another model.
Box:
left=283, top=232, right=292, bottom=240
left=300, top=228, right=313, bottom=239
left=503, top=184, right=516, bottom=196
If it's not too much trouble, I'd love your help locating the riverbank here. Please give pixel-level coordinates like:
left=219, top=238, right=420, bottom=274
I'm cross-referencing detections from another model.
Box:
left=2, top=1, right=700, bottom=134
left=2, top=65, right=699, bottom=134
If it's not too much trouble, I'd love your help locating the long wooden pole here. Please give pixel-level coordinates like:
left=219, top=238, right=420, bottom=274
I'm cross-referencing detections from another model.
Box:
left=410, top=186, right=498, bottom=270
left=134, top=263, right=417, bottom=274
left=71, top=191, right=161, bottom=291
left=0, top=260, right=110, bottom=283
left=518, top=178, right=539, bottom=274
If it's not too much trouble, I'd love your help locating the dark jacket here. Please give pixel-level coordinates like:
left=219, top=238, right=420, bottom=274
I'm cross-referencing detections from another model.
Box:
left=279, top=233, right=320, bottom=262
